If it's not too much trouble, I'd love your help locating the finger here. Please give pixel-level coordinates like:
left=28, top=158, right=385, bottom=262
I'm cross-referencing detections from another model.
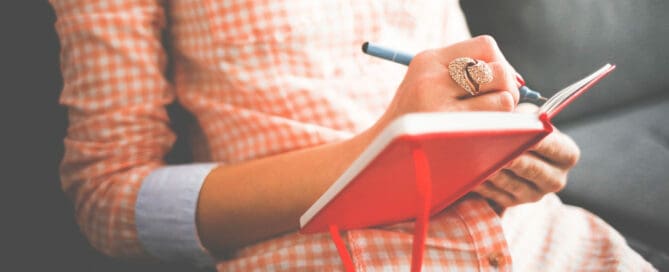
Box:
left=531, top=131, right=581, bottom=168
left=417, top=61, right=518, bottom=101
left=472, top=181, right=516, bottom=208
left=455, top=90, right=516, bottom=112
left=431, top=35, right=508, bottom=64
left=488, top=170, right=543, bottom=203
left=516, top=103, right=539, bottom=113
left=507, top=153, right=567, bottom=193
left=476, top=61, right=520, bottom=103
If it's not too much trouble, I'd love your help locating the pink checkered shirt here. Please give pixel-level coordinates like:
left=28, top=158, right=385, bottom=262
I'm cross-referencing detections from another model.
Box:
left=52, top=0, right=654, bottom=270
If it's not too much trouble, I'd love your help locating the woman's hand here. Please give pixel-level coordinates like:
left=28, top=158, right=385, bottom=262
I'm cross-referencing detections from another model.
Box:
left=472, top=103, right=581, bottom=209
left=374, top=35, right=521, bottom=129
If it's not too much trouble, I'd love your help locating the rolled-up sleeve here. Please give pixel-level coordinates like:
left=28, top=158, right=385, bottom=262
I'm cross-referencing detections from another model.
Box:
left=51, top=0, right=216, bottom=265
left=136, top=163, right=218, bottom=267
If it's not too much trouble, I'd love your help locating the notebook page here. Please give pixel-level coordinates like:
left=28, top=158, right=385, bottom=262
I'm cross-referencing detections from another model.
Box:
left=539, top=64, right=614, bottom=115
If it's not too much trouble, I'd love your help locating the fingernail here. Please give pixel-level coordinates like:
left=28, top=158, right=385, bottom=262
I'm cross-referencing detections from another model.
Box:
left=515, top=73, right=526, bottom=87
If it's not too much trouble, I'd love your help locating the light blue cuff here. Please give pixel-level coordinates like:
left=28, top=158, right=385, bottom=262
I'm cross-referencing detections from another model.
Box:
left=136, top=163, right=219, bottom=267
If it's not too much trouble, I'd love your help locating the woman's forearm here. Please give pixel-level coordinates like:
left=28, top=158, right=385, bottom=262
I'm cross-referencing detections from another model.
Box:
left=196, top=123, right=384, bottom=256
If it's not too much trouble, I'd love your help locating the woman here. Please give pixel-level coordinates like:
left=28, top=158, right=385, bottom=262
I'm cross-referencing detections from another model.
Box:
left=52, top=0, right=653, bottom=270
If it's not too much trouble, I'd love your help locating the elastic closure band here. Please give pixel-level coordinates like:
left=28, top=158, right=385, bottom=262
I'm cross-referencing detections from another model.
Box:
left=411, top=146, right=432, bottom=272
left=329, top=225, right=356, bottom=272
left=328, top=146, right=433, bottom=272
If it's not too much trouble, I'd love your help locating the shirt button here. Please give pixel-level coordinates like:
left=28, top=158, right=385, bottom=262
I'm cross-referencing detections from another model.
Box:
left=488, top=252, right=505, bottom=267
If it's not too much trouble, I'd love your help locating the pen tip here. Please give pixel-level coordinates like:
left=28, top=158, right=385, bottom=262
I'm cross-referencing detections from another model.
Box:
left=361, top=42, right=369, bottom=53
left=539, top=97, right=548, bottom=102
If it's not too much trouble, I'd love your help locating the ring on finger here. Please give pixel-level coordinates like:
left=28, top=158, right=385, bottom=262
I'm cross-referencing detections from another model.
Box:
left=448, top=57, right=493, bottom=96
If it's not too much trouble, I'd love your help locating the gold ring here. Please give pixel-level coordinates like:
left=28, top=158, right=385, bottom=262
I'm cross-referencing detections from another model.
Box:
left=448, top=57, right=493, bottom=96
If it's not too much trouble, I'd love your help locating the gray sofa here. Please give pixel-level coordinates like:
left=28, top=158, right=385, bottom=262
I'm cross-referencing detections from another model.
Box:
left=461, top=0, right=669, bottom=269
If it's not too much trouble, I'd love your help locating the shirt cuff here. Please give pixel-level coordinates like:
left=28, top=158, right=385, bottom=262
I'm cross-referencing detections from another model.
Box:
left=136, top=163, right=219, bottom=267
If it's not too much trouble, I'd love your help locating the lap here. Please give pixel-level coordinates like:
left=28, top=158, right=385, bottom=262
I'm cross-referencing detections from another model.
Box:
left=501, top=194, right=655, bottom=271
left=219, top=194, right=655, bottom=271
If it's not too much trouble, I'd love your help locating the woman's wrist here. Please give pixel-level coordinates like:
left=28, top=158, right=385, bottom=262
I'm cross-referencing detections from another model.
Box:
left=195, top=122, right=386, bottom=256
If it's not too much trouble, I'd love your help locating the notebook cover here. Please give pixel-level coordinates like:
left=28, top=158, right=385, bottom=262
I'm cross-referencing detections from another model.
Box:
left=300, top=116, right=552, bottom=233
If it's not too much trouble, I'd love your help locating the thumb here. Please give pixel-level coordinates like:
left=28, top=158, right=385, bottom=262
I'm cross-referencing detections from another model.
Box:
left=515, top=102, right=539, bottom=113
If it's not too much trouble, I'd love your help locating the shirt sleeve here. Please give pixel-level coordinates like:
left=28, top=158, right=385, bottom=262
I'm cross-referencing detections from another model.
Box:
left=50, top=0, right=203, bottom=263
left=136, top=163, right=218, bottom=267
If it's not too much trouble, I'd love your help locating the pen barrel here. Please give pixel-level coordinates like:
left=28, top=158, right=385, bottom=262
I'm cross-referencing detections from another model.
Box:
left=362, top=42, right=546, bottom=103
left=362, top=42, right=413, bottom=66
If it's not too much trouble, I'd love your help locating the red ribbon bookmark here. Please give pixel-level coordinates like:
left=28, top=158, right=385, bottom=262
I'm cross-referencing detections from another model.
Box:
left=328, top=146, right=433, bottom=272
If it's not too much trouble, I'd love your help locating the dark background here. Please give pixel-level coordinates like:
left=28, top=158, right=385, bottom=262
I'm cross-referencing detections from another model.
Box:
left=6, top=2, right=195, bottom=271
left=6, top=1, right=103, bottom=271
left=4, top=1, right=166, bottom=271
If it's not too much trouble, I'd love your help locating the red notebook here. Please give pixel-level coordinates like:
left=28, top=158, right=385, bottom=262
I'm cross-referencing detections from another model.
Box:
left=301, top=63, right=614, bottom=233
left=299, top=63, right=615, bottom=271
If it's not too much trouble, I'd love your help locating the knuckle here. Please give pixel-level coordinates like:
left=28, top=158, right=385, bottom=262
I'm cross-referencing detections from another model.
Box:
left=503, top=178, right=520, bottom=194
left=542, top=142, right=560, bottom=161
left=495, top=63, right=511, bottom=82
left=495, top=195, right=513, bottom=207
left=524, top=162, right=542, bottom=180
left=547, top=141, right=560, bottom=157
left=476, top=183, right=494, bottom=198
left=529, top=193, right=544, bottom=203
left=489, top=191, right=511, bottom=207
left=546, top=176, right=566, bottom=192
left=513, top=181, right=526, bottom=195
left=565, top=139, right=581, bottom=167
left=486, top=91, right=515, bottom=112
left=517, top=183, right=534, bottom=199
left=490, top=63, right=514, bottom=90
left=474, top=35, right=499, bottom=60
left=476, top=35, right=498, bottom=49
left=534, top=140, right=548, bottom=154
left=415, top=73, right=441, bottom=87
left=471, top=186, right=485, bottom=196
left=544, top=132, right=581, bottom=167
left=498, top=90, right=515, bottom=111
left=565, top=151, right=580, bottom=167
left=508, top=158, right=523, bottom=172
left=507, top=183, right=523, bottom=197
left=472, top=186, right=486, bottom=197
left=498, top=172, right=521, bottom=195
left=412, top=50, right=435, bottom=65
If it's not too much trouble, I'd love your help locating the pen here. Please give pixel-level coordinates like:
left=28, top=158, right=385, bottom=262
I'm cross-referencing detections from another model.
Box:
left=362, top=42, right=547, bottom=103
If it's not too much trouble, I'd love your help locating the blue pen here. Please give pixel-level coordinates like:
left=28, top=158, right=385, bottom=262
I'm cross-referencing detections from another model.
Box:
left=362, top=42, right=547, bottom=103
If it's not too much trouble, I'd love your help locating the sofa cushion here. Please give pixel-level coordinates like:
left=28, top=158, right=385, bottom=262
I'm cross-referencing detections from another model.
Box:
left=560, top=98, right=669, bottom=253
left=461, top=0, right=669, bottom=123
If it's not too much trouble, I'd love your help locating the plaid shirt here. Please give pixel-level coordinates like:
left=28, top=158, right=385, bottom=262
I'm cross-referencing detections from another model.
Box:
left=52, top=0, right=654, bottom=270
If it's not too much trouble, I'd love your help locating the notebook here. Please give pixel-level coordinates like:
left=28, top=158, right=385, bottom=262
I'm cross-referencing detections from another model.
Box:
left=300, top=63, right=616, bottom=234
